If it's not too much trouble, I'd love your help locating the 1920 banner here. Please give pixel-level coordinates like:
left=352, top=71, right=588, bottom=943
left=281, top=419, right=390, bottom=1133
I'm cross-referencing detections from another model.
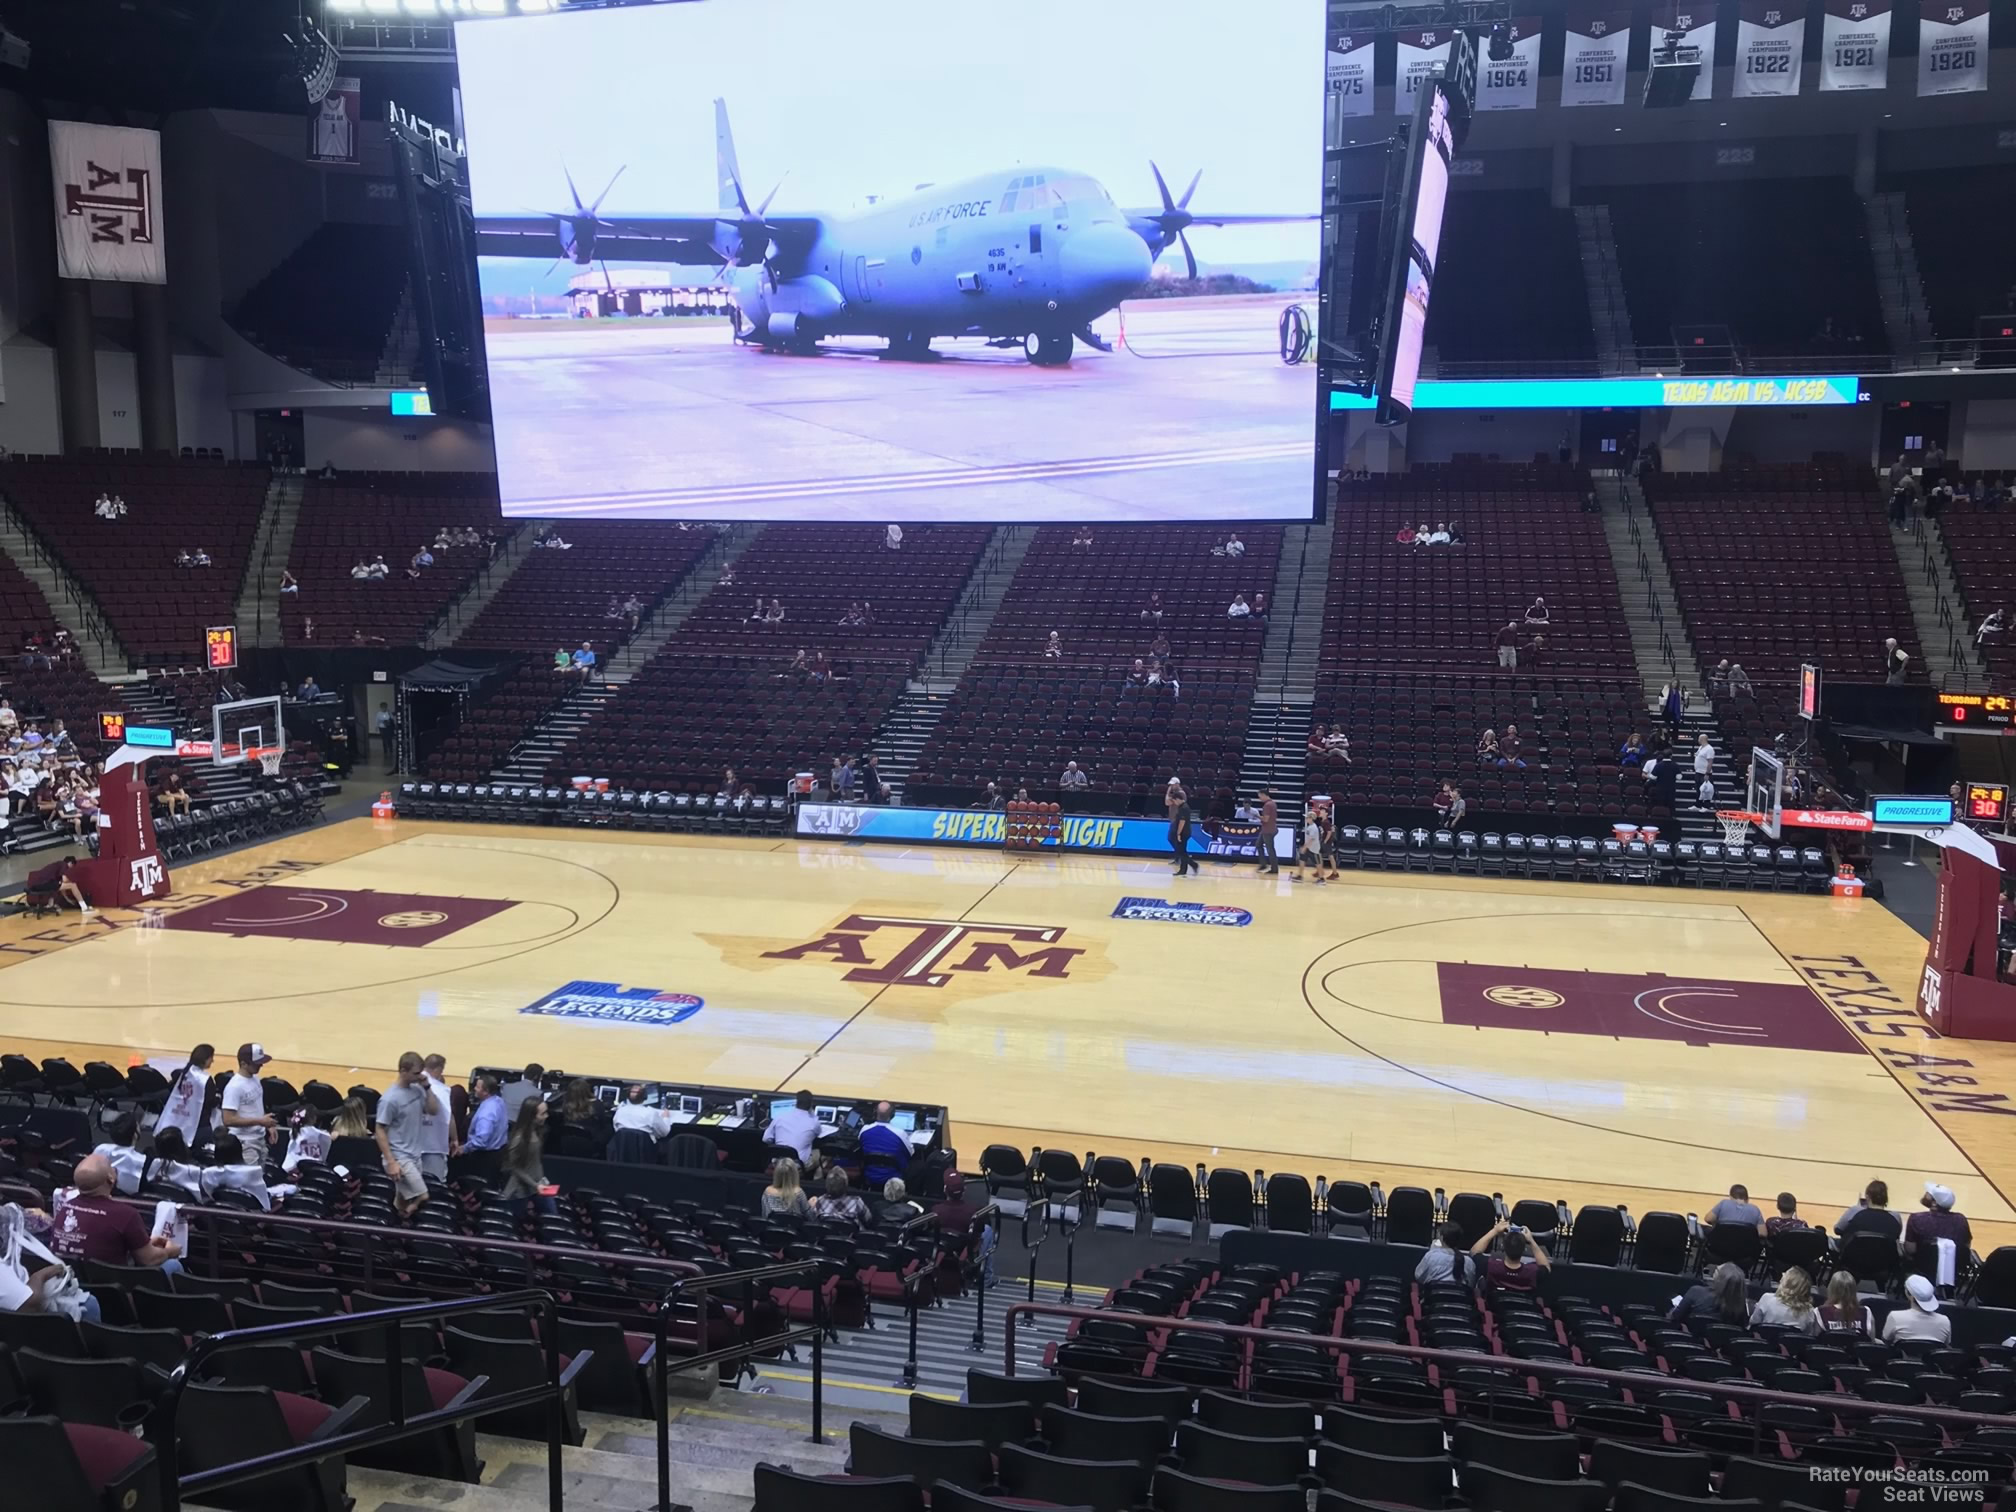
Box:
left=1560, top=10, right=1633, bottom=105
left=1918, top=0, right=1988, bottom=95
left=1475, top=17, right=1543, bottom=110
left=1820, top=0, right=1891, bottom=90
left=1396, top=28, right=1455, bottom=111
left=1734, top=0, right=1805, bottom=97
left=49, top=122, right=167, bottom=284
left=1327, top=33, right=1375, bottom=117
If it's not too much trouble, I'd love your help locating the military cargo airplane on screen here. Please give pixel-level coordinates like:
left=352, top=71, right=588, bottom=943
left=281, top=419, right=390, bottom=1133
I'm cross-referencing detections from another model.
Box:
left=474, top=100, right=1315, bottom=366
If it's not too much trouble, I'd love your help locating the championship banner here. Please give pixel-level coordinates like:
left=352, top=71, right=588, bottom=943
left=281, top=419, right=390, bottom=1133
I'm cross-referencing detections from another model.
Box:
left=49, top=122, right=166, bottom=284
left=1918, top=0, right=1988, bottom=96
left=1820, top=0, right=1891, bottom=91
left=1560, top=10, right=1633, bottom=106
left=1327, top=33, right=1375, bottom=116
left=1475, top=17, right=1543, bottom=110
left=309, top=76, right=362, bottom=164
left=1661, top=4, right=1720, bottom=100
left=1734, top=0, right=1805, bottom=96
left=1396, top=29, right=1455, bottom=111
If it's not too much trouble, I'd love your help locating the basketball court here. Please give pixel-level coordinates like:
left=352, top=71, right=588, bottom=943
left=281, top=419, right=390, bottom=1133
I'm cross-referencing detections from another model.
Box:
left=6, top=813, right=2016, bottom=1246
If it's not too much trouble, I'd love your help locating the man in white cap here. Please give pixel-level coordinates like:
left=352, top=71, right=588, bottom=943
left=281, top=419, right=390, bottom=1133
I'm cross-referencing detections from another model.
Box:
left=219, top=1043, right=279, bottom=1168
left=1905, top=1182, right=1972, bottom=1285
left=1882, top=1274, right=1952, bottom=1345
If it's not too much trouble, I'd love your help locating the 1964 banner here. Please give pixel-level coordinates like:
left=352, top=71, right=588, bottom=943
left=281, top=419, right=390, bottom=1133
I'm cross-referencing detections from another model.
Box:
left=1474, top=17, right=1543, bottom=110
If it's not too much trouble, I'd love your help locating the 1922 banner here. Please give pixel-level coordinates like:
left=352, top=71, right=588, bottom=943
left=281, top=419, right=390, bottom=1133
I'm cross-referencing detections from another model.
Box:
left=1475, top=17, right=1543, bottom=110
left=49, top=122, right=167, bottom=284
left=1819, top=0, right=1891, bottom=91
left=1918, top=0, right=1988, bottom=95
left=1561, top=10, right=1633, bottom=105
left=1734, top=0, right=1805, bottom=96
left=1327, top=33, right=1375, bottom=117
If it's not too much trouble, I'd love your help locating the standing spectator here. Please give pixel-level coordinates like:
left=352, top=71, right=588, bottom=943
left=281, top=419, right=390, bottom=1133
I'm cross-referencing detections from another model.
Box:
left=1705, top=1184, right=1765, bottom=1232
left=1495, top=621, right=1521, bottom=669
left=1693, top=734, right=1715, bottom=779
left=1904, top=1182, right=1972, bottom=1283
left=464, top=1076, right=508, bottom=1151
left=1728, top=663, right=1754, bottom=697
left=1977, top=608, right=2006, bottom=650
left=1256, top=786, right=1279, bottom=875
left=156, top=1043, right=216, bottom=1153
left=500, top=1099, right=555, bottom=1222
left=375, top=703, right=396, bottom=769
left=220, top=1044, right=278, bottom=1168
left=1882, top=1275, right=1953, bottom=1344
left=1521, top=632, right=1546, bottom=670
left=1882, top=638, right=1910, bottom=684
left=1059, top=761, right=1090, bottom=793
left=1709, top=659, right=1732, bottom=696
left=1169, top=794, right=1198, bottom=876
left=1697, top=773, right=1717, bottom=811
left=419, top=1054, right=457, bottom=1180
left=375, top=1051, right=439, bottom=1218
left=1660, top=683, right=1685, bottom=739
left=1433, top=782, right=1454, bottom=825
left=500, top=1064, right=545, bottom=1122
left=1447, top=785, right=1467, bottom=829
left=1292, top=807, right=1327, bottom=885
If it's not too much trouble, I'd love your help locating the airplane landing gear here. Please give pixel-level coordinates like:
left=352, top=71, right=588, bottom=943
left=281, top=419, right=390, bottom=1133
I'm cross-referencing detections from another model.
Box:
left=884, top=332, right=937, bottom=360
left=1024, top=327, right=1074, bottom=366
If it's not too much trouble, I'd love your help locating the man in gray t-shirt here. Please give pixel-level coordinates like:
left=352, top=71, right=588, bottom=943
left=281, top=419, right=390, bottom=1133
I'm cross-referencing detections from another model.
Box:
left=375, top=1052, right=439, bottom=1216
left=1704, top=1183, right=1765, bottom=1231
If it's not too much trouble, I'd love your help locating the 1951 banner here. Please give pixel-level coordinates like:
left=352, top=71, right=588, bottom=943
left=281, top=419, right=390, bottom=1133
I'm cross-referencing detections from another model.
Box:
left=1820, top=0, right=1892, bottom=90
left=49, top=122, right=167, bottom=284
left=1734, top=0, right=1805, bottom=97
left=1560, top=10, right=1633, bottom=105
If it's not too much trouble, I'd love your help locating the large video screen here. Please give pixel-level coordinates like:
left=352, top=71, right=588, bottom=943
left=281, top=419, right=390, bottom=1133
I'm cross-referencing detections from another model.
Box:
left=1375, top=85, right=1453, bottom=424
left=454, top=0, right=1323, bottom=523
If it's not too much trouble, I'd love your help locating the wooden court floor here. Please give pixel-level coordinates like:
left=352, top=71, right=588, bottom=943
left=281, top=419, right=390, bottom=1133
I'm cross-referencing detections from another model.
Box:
left=8, top=817, right=2016, bottom=1247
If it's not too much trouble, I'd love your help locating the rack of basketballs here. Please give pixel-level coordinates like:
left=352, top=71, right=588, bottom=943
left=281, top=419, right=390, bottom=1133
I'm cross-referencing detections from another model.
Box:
left=1004, top=800, right=1063, bottom=851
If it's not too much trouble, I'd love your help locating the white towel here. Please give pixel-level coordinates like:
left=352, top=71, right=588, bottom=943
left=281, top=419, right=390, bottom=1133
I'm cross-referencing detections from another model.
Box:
left=1936, top=1236, right=1958, bottom=1288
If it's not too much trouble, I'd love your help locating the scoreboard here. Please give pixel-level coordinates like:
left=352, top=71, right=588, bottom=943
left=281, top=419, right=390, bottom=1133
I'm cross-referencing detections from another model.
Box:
left=205, top=624, right=239, bottom=671
left=1936, top=691, right=2016, bottom=731
left=1965, top=783, right=2010, bottom=825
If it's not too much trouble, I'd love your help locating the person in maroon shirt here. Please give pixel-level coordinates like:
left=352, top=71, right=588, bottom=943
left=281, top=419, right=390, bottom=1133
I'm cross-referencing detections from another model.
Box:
left=49, top=1154, right=183, bottom=1272
left=1470, top=1218, right=1551, bottom=1293
left=1905, top=1183, right=1973, bottom=1280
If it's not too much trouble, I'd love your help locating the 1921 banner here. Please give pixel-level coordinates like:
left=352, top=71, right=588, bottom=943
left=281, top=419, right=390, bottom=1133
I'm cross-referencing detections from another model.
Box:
left=1820, top=0, right=1892, bottom=90
left=1561, top=10, right=1633, bottom=105
left=49, top=122, right=166, bottom=284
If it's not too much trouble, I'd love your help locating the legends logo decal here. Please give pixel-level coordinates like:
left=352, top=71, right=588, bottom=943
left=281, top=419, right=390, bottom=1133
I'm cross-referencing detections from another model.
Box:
left=707, top=907, right=1112, bottom=997
left=522, top=981, right=703, bottom=1028
left=1112, top=897, right=1253, bottom=927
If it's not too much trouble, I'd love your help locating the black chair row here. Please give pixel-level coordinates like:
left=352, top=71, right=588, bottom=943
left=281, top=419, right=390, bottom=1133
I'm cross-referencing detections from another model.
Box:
left=1332, top=825, right=1829, bottom=893
left=399, top=781, right=791, bottom=835
left=88, top=781, right=322, bottom=864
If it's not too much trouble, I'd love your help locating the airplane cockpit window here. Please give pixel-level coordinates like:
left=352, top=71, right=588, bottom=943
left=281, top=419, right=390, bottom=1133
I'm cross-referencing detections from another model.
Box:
left=1050, top=175, right=1120, bottom=224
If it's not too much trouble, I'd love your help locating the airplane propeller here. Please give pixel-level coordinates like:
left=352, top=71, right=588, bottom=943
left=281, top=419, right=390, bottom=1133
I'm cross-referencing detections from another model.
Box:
left=1145, top=161, right=1205, bottom=280
left=713, top=170, right=789, bottom=286
left=535, top=165, right=627, bottom=300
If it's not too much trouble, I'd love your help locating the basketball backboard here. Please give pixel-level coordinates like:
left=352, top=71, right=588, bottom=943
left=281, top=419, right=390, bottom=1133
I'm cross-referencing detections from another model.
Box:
left=1746, top=747, right=1785, bottom=840
left=211, top=694, right=285, bottom=771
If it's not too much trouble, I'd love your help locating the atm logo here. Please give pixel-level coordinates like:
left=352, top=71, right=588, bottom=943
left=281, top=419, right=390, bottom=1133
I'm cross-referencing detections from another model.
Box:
left=760, top=914, right=1084, bottom=989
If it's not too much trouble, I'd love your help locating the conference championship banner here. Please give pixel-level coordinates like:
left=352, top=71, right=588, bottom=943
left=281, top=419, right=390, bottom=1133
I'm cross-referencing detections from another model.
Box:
left=1475, top=17, right=1543, bottom=110
left=49, top=122, right=166, bottom=284
left=1560, top=11, right=1633, bottom=106
left=1820, top=0, right=1892, bottom=91
left=1396, top=29, right=1455, bottom=110
left=309, top=76, right=362, bottom=164
left=1918, top=0, right=1988, bottom=96
left=1327, top=33, right=1375, bottom=117
left=1663, top=4, right=1719, bottom=99
left=1734, top=0, right=1805, bottom=96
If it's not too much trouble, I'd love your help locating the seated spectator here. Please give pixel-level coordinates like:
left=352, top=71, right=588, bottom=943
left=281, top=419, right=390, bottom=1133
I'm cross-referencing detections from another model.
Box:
left=48, top=1154, right=183, bottom=1281
left=1414, top=1223, right=1471, bottom=1285
left=1477, top=728, right=1501, bottom=764
left=1835, top=1179, right=1902, bottom=1243
left=1251, top=590, right=1270, bottom=625
left=94, top=492, right=114, bottom=519
left=838, top=601, right=867, bottom=628
left=1322, top=727, right=1351, bottom=764
left=1071, top=525, right=1093, bottom=549
left=1904, top=1182, right=1971, bottom=1282
left=572, top=643, right=598, bottom=677
left=1883, top=1274, right=1952, bottom=1344
left=1817, top=1270, right=1874, bottom=1337
left=782, top=648, right=811, bottom=678
left=761, top=1158, right=812, bottom=1219
left=718, top=563, right=738, bottom=587
left=1059, top=761, right=1090, bottom=791
left=763, top=1090, right=820, bottom=1163
left=604, top=596, right=624, bottom=624
left=1495, top=621, right=1521, bottom=669
left=1619, top=732, right=1646, bottom=768
left=299, top=674, right=322, bottom=700
left=1447, top=522, right=1465, bottom=545
left=1750, top=1267, right=1820, bottom=1335
left=1224, top=532, right=1245, bottom=558
left=1148, top=630, right=1172, bottom=660
left=1706, top=1183, right=1765, bottom=1233
left=1471, top=1219, right=1550, bottom=1292
left=279, top=568, right=299, bottom=595
left=1395, top=524, right=1417, bottom=545
left=1121, top=658, right=1150, bottom=693
left=1523, top=596, right=1549, bottom=625
left=552, top=646, right=572, bottom=672
left=875, top=1177, right=923, bottom=1226
left=412, top=545, right=435, bottom=570
left=175, top=548, right=195, bottom=567
left=931, top=1172, right=981, bottom=1241
left=367, top=554, right=389, bottom=578
left=1766, top=1192, right=1808, bottom=1236
left=808, top=650, right=832, bottom=683
left=1709, top=658, right=1732, bottom=696
left=762, top=598, right=785, bottom=626
left=1432, top=782, right=1453, bottom=824
left=1043, top=630, right=1063, bottom=659
left=611, top=1084, right=671, bottom=1141
left=1226, top=593, right=1251, bottom=619
left=1671, top=1262, right=1749, bottom=1326
left=812, top=1168, right=869, bottom=1223
left=1414, top=521, right=1432, bottom=546
left=885, top=523, right=903, bottom=551
left=1426, top=522, right=1451, bottom=545
left=1979, top=609, right=2007, bottom=649
left=0, top=699, right=14, bottom=735
left=1141, top=591, right=1165, bottom=623
left=1209, top=535, right=1229, bottom=557
left=859, top=1101, right=911, bottom=1188
left=541, top=531, right=572, bottom=550
left=1497, top=725, right=1527, bottom=770
left=433, top=526, right=453, bottom=551
left=622, top=593, right=643, bottom=630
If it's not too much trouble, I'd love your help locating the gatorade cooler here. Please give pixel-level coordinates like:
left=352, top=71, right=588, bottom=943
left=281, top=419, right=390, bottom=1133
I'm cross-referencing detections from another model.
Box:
left=1830, top=865, right=1865, bottom=898
left=372, top=790, right=396, bottom=821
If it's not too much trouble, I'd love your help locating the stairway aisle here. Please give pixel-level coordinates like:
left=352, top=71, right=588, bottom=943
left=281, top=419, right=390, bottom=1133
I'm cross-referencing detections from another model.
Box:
left=1256, top=517, right=1334, bottom=698
left=0, top=504, right=132, bottom=679
left=491, top=682, right=621, bottom=784
left=1893, top=517, right=1979, bottom=690
left=235, top=473, right=303, bottom=649
left=1236, top=696, right=1312, bottom=821
left=421, top=523, right=537, bottom=650
left=601, top=524, right=762, bottom=683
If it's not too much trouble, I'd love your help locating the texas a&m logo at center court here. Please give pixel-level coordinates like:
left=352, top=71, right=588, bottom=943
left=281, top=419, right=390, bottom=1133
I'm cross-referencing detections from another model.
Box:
left=762, top=914, right=1083, bottom=988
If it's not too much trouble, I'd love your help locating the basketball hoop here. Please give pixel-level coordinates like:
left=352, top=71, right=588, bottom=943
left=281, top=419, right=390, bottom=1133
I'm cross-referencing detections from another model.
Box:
left=256, top=747, right=282, bottom=779
left=1715, top=809, right=1762, bottom=849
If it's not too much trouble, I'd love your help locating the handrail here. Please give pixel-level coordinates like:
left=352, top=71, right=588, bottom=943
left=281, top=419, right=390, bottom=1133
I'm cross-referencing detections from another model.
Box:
left=656, top=1257, right=829, bottom=1511
left=1001, top=1300, right=2016, bottom=1443
left=160, top=1288, right=564, bottom=1512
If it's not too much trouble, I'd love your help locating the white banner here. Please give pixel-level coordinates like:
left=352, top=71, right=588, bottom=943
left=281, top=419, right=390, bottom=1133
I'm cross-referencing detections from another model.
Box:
left=1820, top=0, right=1892, bottom=91
left=1396, top=29, right=1455, bottom=111
left=1561, top=11, right=1633, bottom=106
left=1918, top=0, right=1988, bottom=95
left=1734, top=1, right=1805, bottom=97
left=309, top=76, right=362, bottom=164
left=49, top=122, right=166, bottom=284
left=1660, top=6, right=1719, bottom=99
left=1327, top=33, right=1375, bottom=117
left=1475, top=17, right=1544, bottom=110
